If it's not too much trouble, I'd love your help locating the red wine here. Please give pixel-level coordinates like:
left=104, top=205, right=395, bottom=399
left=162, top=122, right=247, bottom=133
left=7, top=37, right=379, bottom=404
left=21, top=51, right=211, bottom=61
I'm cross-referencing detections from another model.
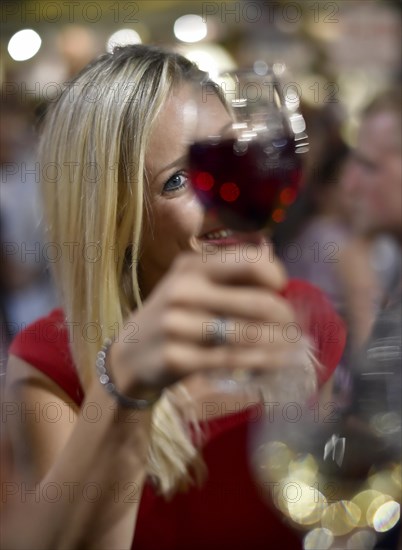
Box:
left=189, top=137, right=302, bottom=232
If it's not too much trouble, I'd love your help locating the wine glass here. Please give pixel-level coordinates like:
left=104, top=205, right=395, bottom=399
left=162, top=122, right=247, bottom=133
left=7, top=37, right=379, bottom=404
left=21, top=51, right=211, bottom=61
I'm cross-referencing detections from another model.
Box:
left=184, top=64, right=310, bottom=392
left=249, top=340, right=401, bottom=550
left=187, top=64, right=309, bottom=235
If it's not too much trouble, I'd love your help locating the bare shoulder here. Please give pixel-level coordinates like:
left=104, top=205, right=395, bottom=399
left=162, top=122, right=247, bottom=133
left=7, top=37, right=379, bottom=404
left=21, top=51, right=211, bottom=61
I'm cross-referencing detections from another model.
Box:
left=5, top=355, right=80, bottom=482
left=6, top=354, right=80, bottom=412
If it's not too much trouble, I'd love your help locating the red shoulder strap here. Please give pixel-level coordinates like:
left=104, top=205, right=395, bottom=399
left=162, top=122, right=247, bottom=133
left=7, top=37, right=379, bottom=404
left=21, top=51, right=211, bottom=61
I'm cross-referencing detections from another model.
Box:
left=8, top=309, right=84, bottom=406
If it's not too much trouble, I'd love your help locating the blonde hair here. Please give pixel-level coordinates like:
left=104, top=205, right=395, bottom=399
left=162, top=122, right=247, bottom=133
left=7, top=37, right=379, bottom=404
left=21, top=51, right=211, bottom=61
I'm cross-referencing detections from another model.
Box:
left=39, top=45, right=208, bottom=497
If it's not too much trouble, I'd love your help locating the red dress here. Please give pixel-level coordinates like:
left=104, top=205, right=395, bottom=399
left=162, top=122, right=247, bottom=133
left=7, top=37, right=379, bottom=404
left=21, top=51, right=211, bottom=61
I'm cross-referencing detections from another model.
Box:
left=9, top=280, right=346, bottom=550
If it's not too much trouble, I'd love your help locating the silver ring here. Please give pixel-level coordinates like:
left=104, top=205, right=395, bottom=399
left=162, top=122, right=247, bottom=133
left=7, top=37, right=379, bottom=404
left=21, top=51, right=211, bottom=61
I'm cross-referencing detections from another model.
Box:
left=212, top=316, right=227, bottom=346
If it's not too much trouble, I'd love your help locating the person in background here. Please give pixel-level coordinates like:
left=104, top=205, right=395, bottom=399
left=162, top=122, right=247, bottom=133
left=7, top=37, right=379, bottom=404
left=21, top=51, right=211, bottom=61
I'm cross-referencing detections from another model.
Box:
left=0, top=99, right=58, bottom=346
left=339, top=90, right=401, bottom=354
left=346, top=88, right=401, bottom=550
left=273, top=99, right=401, bottom=404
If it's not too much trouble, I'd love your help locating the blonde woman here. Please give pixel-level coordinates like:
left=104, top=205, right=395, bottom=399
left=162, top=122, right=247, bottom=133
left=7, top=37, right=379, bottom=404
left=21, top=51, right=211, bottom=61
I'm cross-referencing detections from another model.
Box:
left=4, top=45, right=345, bottom=549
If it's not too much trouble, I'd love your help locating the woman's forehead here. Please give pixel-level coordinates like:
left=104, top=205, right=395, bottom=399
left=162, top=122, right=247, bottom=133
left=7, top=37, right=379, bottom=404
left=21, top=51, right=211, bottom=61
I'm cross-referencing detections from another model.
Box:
left=145, top=85, right=231, bottom=180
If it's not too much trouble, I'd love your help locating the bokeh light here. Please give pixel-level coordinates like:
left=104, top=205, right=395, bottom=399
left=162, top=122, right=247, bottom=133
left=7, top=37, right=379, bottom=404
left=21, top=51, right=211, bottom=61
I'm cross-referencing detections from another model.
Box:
left=8, top=29, right=41, bottom=61
left=174, top=15, right=207, bottom=43
left=106, top=29, right=142, bottom=53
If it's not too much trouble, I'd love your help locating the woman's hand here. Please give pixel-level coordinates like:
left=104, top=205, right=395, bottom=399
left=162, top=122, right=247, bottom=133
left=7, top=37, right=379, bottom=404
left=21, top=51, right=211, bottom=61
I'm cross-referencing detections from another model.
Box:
left=110, top=248, right=308, bottom=398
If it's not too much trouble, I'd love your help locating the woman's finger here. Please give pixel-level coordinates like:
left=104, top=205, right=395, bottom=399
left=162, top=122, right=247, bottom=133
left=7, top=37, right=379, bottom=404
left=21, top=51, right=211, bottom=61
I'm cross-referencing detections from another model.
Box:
left=168, top=281, right=296, bottom=326
left=158, top=306, right=300, bottom=347
left=159, top=339, right=307, bottom=378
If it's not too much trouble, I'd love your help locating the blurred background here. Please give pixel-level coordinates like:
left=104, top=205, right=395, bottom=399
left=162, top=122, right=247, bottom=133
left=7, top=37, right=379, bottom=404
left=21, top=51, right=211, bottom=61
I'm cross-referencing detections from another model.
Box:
left=1, top=0, right=401, bottom=378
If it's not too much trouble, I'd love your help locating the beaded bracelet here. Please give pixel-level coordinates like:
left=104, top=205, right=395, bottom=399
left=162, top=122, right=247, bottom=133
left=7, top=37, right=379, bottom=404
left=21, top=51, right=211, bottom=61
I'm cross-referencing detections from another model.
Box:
left=95, top=338, right=162, bottom=410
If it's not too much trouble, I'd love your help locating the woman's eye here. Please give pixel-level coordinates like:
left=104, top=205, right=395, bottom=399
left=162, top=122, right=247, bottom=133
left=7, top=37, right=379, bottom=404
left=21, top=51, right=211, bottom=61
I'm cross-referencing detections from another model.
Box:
left=163, top=172, right=188, bottom=194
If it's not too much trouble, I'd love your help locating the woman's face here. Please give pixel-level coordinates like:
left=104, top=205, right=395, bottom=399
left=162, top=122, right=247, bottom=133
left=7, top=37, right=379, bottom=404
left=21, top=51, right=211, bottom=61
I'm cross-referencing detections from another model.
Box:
left=139, top=84, right=235, bottom=298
